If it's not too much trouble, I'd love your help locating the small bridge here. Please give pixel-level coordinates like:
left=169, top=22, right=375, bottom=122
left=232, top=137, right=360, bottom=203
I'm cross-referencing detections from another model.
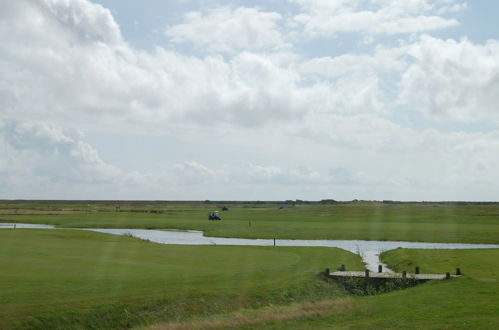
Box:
left=325, top=265, right=461, bottom=282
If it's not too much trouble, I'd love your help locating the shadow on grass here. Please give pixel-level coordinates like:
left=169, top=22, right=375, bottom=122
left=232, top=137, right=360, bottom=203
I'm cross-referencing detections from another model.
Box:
left=326, top=275, right=422, bottom=296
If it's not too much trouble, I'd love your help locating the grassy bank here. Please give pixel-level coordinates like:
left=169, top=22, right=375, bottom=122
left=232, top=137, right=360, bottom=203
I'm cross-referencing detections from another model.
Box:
left=232, top=248, right=499, bottom=329
left=0, top=229, right=363, bottom=329
left=2, top=202, right=499, bottom=243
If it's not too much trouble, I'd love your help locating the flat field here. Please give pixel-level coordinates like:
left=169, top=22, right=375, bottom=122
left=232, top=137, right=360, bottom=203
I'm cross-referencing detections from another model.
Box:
left=0, top=229, right=362, bottom=329
left=1, top=201, right=499, bottom=329
left=2, top=202, right=499, bottom=243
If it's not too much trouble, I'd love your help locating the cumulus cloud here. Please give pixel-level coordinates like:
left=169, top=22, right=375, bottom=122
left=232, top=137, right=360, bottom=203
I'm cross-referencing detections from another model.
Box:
left=244, top=164, right=322, bottom=184
left=165, top=7, right=289, bottom=53
left=289, top=0, right=464, bottom=37
left=399, top=35, right=499, bottom=122
left=173, top=161, right=228, bottom=184
left=299, top=45, right=407, bottom=79
left=0, top=120, right=122, bottom=184
left=2, top=0, right=499, bottom=201
left=0, top=0, right=338, bottom=130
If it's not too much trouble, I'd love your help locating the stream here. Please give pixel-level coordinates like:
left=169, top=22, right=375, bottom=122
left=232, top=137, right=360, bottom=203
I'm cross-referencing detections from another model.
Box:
left=2, top=223, right=499, bottom=272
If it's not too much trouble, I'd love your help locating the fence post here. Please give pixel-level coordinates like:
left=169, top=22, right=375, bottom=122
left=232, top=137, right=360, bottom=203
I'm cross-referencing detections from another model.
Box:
left=456, top=268, right=461, bottom=275
left=365, top=269, right=370, bottom=278
left=402, top=271, right=407, bottom=279
left=446, top=272, right=451, bottom=279
left=340, top=264, right=346, bottom=271
left=324, top=268, right=330, bottom=276
left=415, top=266, right=420, bottom=274
left=378, top=265, right=383, bottom=273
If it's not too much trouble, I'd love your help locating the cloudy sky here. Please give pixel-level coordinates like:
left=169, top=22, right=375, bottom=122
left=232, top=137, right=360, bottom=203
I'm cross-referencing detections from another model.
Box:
left=1, top=0, right=499, bottom=201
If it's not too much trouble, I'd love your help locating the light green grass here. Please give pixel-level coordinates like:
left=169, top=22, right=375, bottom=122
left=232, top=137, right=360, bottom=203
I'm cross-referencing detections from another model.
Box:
left=2, top=202, right=499, bottom=329
left=2, top=203, right=499, bottom=243
left=0, top=229, right=363, bottom=329
left=252, top=248, right=499, bottom=329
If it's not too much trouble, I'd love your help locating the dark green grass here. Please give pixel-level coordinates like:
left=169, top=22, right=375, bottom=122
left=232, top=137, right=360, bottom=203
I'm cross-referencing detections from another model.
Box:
left=255, top=248, right=499, bottom=329
left=2, top=203, right=499, bottom=243
left=0, top=229, right=362, bottom=329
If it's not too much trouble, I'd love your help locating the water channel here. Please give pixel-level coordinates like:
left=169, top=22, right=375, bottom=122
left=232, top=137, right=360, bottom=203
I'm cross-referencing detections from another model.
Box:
left=2, top=223, right=499, bottom=272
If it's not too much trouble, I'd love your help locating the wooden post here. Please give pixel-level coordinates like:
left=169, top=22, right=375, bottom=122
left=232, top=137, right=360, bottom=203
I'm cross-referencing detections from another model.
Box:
left=273, top=238, right=276, bottom=246
left=402, top=270, right=407, bottom=279
left=456, top=268, right=461, bottom=275
left=340, top=264, right=346, bottom=271
left=446, top=272, right=451, bottom=279
left=415, top=266, right=420, bottom=274
left=325, top=268, right=330, bottom=276
left=378, top=265, right=383, bottom=273
left=365, top=269, right=370, bottom=278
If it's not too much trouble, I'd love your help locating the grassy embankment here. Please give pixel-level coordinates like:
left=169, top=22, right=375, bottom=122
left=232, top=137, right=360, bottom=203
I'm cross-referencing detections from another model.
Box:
left=217, top=248, right=498, bottom=329
left=1, top=202, right=499, bottom=243
left=0, top=229, right=363, bottom=329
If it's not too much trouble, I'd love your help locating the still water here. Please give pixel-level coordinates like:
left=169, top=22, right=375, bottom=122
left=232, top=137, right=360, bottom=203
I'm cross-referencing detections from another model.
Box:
left=3, top=223, right=499, bottom=272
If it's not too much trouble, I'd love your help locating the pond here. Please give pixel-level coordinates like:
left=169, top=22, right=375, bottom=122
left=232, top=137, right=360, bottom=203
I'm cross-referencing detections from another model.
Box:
left=2, top=223, right=499, bottom=272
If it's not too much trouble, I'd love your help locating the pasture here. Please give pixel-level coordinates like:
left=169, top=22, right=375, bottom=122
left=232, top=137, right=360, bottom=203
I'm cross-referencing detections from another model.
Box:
left=0, top=229, right=362, bottom=329
left=1, top=201, right=499, bottom=329
left=1, top=201, right=499, bottom=243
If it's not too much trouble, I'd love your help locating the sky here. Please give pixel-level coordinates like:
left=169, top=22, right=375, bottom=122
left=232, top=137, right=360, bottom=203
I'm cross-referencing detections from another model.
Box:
left=1, top=0, right=499, bottom=201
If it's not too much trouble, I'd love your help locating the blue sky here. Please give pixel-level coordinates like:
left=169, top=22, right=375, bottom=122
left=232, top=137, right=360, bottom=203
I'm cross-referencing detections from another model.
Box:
left=1, top=0, right=499, bottom=201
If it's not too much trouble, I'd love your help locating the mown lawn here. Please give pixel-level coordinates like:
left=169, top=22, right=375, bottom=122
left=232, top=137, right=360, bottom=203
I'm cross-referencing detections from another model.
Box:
left=0, top=229, right=363, bottom=329
left=245, top=248, right=499, bottom=329
left=2, top=202, right=499, bottom=243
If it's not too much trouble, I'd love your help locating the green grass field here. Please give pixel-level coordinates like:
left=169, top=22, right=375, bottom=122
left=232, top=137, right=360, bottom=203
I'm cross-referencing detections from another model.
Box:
left=226, top=248, right=499, bottom=329
left=0, top=229, right=363, bottom=329
left=2, top=202, right=499, bottom=243
left=1, top=202, right=499, bottom=329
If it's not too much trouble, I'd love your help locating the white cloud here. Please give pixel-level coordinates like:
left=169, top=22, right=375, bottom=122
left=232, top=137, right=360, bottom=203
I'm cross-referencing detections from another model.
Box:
left=173, top=161, right=228, bottom=185
left=299, top=45, right=407, bottom=78
left=244, top=164, right=322, bottom=184
left=289, top=0, right=463, bottom=37
left=400, top=35, right=499, bottom=122
left=0, top=120, right=121, bottom=184
left=2, top=0, right=499, bottom=201
left=0, top=0, right=332, bottom=130
left=165, top=7, right=288, bottom=53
